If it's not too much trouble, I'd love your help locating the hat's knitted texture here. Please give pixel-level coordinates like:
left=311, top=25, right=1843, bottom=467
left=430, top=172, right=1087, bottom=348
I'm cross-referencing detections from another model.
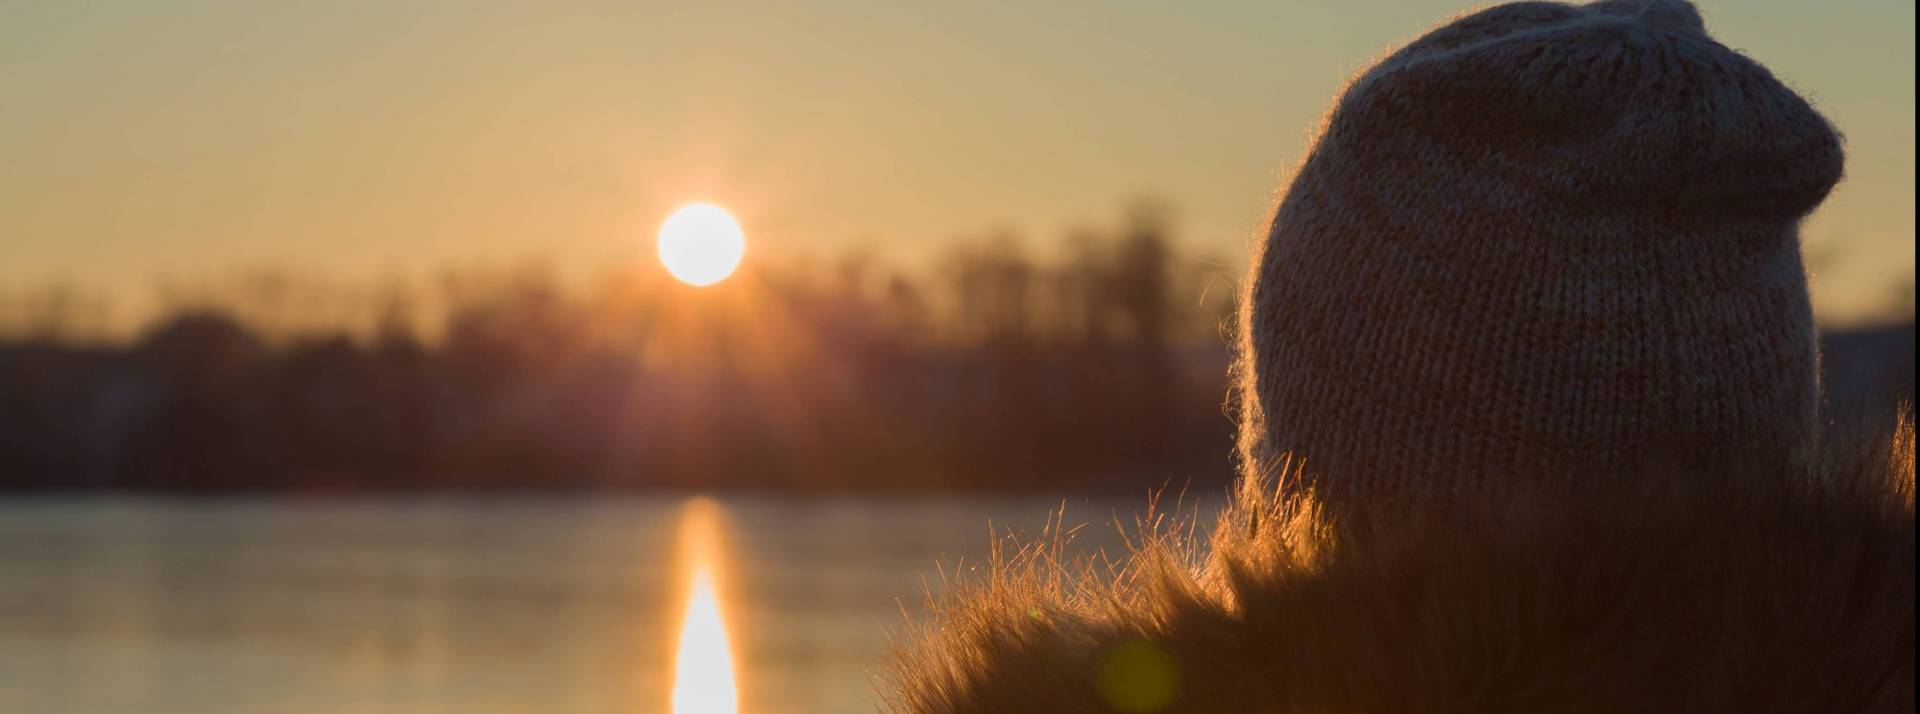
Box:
left=1239, top=0, right=1844, bottom=504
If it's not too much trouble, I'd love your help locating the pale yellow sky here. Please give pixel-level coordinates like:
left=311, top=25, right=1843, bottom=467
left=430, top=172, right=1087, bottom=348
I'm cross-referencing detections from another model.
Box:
left=1, top=0, right=1912, bottom=327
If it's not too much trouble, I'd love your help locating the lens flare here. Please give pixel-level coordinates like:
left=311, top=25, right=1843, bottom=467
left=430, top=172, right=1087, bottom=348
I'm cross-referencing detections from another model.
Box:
left=671, top=500, right=739, bottom=714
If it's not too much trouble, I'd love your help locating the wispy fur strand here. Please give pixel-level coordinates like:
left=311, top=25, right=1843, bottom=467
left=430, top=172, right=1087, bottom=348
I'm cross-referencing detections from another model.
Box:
left=880, top=417, right=1915, bottom=713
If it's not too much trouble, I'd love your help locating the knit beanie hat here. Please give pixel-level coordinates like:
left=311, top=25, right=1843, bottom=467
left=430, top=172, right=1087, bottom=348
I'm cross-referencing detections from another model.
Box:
left=1239, top=0, right=1844, bottom=505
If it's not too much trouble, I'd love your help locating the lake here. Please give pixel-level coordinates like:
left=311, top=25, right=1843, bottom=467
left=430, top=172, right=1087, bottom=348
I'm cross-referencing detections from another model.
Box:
left=0, top=494, right=1167, bottom=713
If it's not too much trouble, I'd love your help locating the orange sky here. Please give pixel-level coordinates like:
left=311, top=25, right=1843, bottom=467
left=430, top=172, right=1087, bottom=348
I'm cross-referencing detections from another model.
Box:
left=1, top=0, right=1912, bottom=328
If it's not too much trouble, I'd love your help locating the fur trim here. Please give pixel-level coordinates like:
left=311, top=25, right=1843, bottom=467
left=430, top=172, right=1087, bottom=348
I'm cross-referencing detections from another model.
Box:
left=880, top=419, right=1915, bottom=713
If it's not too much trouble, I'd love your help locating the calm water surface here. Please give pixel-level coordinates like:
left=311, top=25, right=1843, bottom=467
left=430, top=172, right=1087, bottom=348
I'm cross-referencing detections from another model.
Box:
left=0, top=495, right=1162, bottom=714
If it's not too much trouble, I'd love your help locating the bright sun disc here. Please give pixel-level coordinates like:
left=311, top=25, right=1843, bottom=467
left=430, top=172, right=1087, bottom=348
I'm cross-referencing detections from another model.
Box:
left=658, top=203, right=746, bottom=286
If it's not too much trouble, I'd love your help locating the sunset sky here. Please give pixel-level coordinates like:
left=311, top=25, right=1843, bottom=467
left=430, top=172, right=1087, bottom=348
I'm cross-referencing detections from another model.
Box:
left=2, top=0, right=1913, bottom=327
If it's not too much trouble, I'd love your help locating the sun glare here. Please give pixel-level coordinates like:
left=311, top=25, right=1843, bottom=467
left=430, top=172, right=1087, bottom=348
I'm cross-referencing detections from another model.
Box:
left=671, top=500, right=740, bottom=714
left=659, top=203, right=746, bottom=286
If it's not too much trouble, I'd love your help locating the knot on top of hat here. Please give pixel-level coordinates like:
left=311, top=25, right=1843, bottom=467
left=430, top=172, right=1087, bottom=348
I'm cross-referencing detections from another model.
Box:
left=1592, top=0, right=1705, bottom=35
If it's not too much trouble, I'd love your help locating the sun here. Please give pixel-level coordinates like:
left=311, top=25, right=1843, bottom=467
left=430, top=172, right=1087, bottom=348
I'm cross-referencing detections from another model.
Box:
left=658, top=203, right=746, bottom=286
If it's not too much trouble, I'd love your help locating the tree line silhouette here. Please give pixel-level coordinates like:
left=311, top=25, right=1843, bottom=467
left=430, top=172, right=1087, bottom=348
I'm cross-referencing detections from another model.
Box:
left=0, top=202, right=1246, bottom=493
left=4, top=200, right=1910, bottom=494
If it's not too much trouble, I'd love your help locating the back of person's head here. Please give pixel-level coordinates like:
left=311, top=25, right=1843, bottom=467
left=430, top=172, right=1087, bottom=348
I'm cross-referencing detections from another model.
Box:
left=1238, top=0, right=1844, bottom=512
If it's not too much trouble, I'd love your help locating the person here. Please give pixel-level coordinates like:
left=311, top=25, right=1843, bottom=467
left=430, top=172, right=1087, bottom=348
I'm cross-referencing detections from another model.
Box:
left=883, top=1, right=1915, bottom=711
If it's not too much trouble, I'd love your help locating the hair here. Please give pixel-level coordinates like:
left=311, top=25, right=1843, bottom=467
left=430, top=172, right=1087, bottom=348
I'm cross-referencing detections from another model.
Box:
left=880, top=413, right=1915, bottom=713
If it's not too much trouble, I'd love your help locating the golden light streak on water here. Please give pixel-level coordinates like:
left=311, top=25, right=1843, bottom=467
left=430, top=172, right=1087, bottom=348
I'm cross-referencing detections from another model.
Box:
left=671, top=499, right=740, bottom=714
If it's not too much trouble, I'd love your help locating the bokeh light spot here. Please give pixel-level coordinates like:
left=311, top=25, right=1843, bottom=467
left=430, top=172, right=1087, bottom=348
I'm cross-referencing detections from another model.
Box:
left=1095, top=639, right=1180, bottom=713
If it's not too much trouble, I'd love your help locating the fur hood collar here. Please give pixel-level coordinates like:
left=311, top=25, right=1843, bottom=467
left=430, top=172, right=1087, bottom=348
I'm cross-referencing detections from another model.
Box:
left=881, top=422, right=1915, bottom=713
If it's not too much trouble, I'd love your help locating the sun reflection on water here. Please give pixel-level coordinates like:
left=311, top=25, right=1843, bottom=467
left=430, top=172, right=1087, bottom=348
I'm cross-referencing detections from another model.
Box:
left=671, top=499, right=740, bottom=714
